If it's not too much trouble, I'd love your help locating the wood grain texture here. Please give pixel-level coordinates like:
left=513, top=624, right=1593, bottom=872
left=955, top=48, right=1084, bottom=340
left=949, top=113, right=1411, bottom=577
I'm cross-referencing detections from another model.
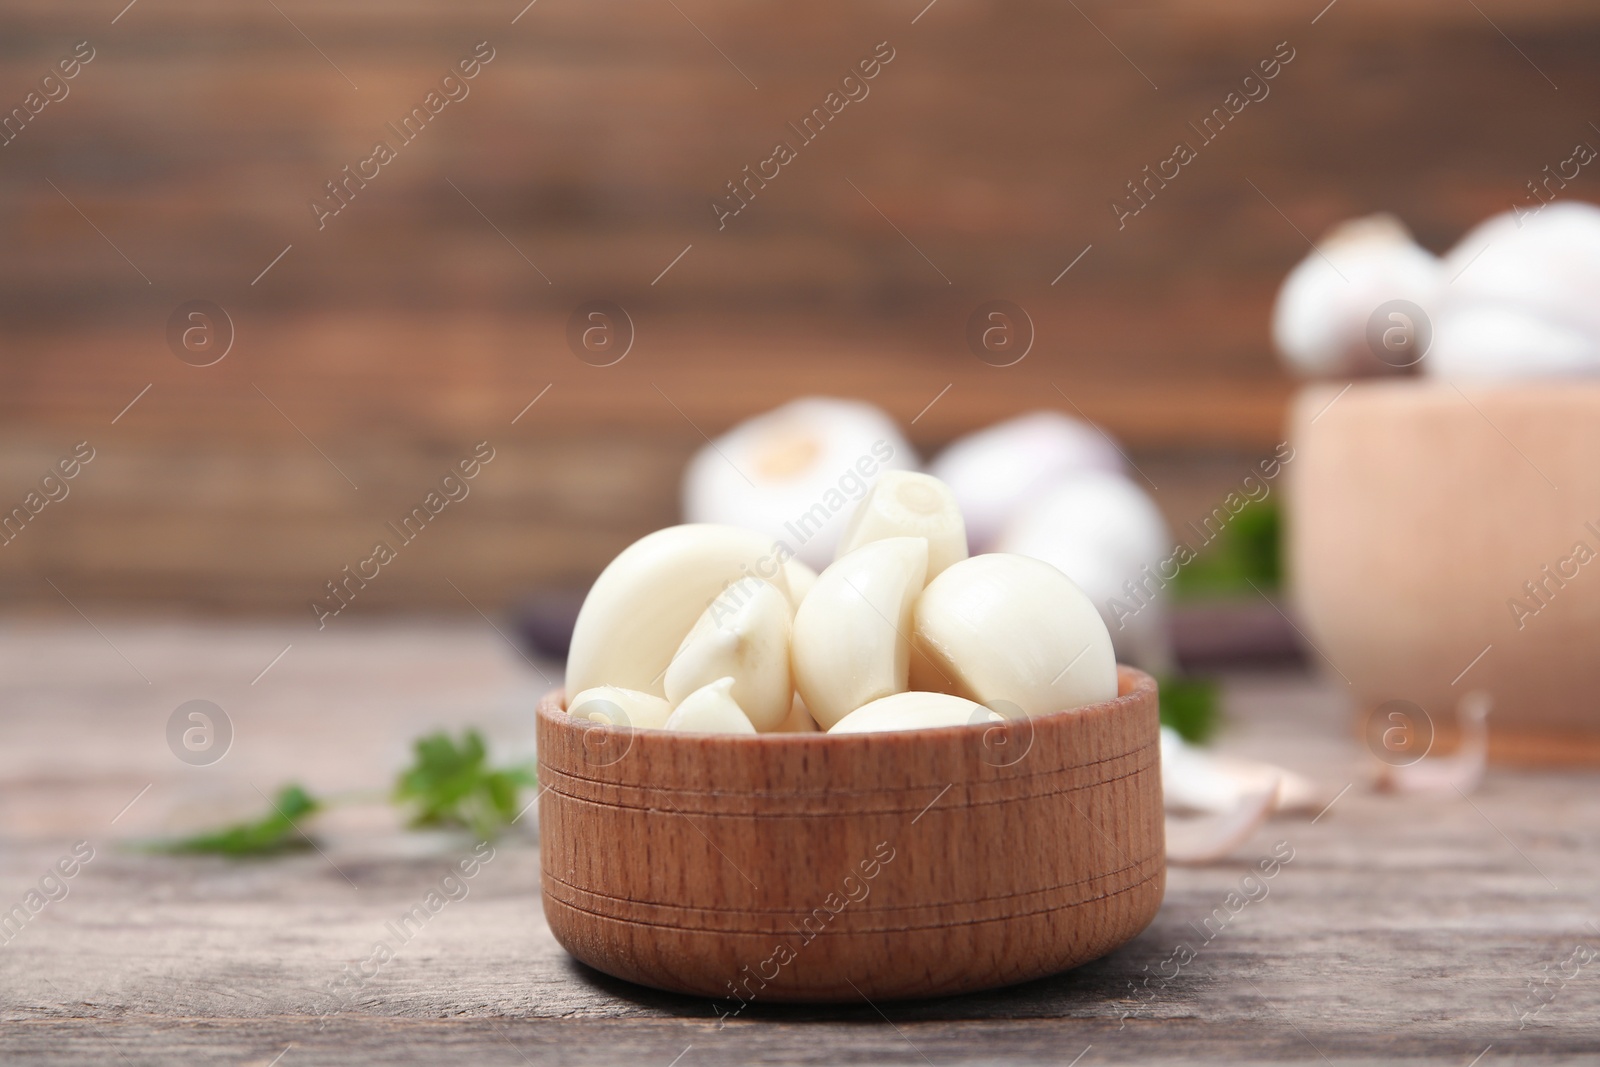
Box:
left=5, top=0, right=1600, bottom=611
left=535, top=669, right=1164, bottom=1002
left=1, top=621, right=1598, bottom=1064
left=1286, top=380, right=1600, bottom=755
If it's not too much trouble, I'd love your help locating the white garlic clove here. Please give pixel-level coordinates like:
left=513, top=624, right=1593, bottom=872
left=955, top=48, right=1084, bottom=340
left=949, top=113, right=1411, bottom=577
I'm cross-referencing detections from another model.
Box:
left=566, top=524, right=793, bottom=698
left=664, top=577, right=793, bottom=732
left=910, top=553, right=1117, bottom=716
left=1271, top=213, right=1441, bottom=377
left=835, top=470, right=968, bottom=579
left=775, top=692, right=821, bottom=733
left=663, top=676, right=758, bottom=734
left=681, top=397, right=916, bottom=570
left=782, top=557, right=818, bottom=613
left=996, top=471, right=1175, bottom=675
left=567, top=686, right=673, bottom=730
left=928, top=411, right=1124, bottom=552
left=791, top=537, right=929, bottom=729
left=828, top=691, right=999, bottom=734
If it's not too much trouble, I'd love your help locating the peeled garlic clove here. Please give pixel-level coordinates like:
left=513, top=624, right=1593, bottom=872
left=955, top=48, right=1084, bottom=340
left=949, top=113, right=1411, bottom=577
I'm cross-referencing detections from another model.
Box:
left=829, top=691, right=999, bottom=734
left=775, top=692, right=820, bottom=733
left=1271, top=213, right=1441, bottom=377
left=910, top=553, right=1117, bottom=716
left=567, top=686, right=673, bottom=730
left=681, top=397, right=916, bottom=570
left=996, top=471, right=1175, bottom=674
left=664, top=577, right=792, bottom=731
left=663, top=676, right=757, bottom=734
left=566, top=524, right=792, bottom=698
left=782, top=557, right=817, bottom=613
left=928, top=412, right=1124, bottom=552
left=791, top=537, right=929, bottom=729
left=835, top=470, right=968, bottom=579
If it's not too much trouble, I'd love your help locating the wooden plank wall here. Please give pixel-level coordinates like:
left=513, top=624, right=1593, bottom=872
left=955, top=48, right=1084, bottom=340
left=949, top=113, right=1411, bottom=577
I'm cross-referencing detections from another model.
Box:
left=1, top=0, right=1597, bottom=612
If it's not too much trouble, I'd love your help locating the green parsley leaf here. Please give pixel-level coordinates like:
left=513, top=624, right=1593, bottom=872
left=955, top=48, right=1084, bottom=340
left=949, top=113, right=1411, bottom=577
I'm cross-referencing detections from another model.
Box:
left=148, top=783, right=320, bottom=856
left=1159, top=674, right=1221, bottom=745
left=392, top=729, right=536, bottom=840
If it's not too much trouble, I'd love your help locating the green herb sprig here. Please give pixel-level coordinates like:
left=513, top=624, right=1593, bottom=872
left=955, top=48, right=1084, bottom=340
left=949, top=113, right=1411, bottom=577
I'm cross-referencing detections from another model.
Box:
left=144, top=729, right=535, bottom=857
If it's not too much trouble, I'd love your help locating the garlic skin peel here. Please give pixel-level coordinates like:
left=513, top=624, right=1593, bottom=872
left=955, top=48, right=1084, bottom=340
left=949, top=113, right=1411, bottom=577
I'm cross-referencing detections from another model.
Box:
left=566, top=524, right=792, bottom=698
left=928, top=412, right=1124, bottom=552
left=663, top=677, right=757, bottom=734
left=1429, top=201, right=1600, bottom=380
left=996, top=471, right=1174, bottom=674
left=1271, top=213, right=1441, bottom=377
left=829, top=691, right=999, bottom=734
left=681, top=397, right=915, bottom=570
left=835, top=470, right=968, bottom=579
left=567, top=686, right=673, bottom=730
left=664, top=577, right=793, bottom=731
left=910, top=553, right=1117, bottom=716
left=791, top=536, right=929, bottom=729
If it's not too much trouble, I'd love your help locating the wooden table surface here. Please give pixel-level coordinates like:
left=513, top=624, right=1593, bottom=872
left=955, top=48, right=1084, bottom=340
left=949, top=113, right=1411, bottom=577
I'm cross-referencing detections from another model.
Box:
left=1, top=618, right=1596, bottom=1065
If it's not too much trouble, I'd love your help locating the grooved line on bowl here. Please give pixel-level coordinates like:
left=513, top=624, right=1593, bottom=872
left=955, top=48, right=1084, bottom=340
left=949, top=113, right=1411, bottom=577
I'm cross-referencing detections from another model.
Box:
left=542, top=852, right=1162, bottom=918
left=543, top=868, right=1164, bottom=937
left=536, top=743, right=1158, bottom=804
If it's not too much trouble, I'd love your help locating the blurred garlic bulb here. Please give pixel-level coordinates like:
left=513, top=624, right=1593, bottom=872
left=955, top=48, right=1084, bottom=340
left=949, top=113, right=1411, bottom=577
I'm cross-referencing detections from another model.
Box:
left=663, top=677, right=757, bottom=734
left=1272, top=213, right=1441, bottom=377
left=927, top=412, right=1123, bottom=552
left=566, top=524, right=791, bottom=698
left=664, top=577, right=792, bottom=732
left=829, top=692, right=999, bottom=734
left=682, top=397, right=915, bottom=570
left=835, top=470, right=968, bottom=579
left=1429, top=201, right=1600, bottom=380
left=1428, top=306, right=1599, bottom=380
left=791, top=537, right=929, bottom=729
left=567, top=686, right=673, bottom=730
left=910, top=553, right=1117, bottom=716
left=995, top=471, right=1175, bottom=674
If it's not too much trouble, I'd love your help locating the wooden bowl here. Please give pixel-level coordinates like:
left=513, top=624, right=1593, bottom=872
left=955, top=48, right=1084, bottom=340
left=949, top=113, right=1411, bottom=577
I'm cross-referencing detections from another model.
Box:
left=1288, top=379, right=1600, bottom=764
left=535, top=667, right=1164, bottom=1004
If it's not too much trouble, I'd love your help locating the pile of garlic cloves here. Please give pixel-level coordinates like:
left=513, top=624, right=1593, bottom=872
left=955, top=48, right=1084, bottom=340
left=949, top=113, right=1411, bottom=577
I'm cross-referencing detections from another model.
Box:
left=565, top=469, right=1119, bottom=735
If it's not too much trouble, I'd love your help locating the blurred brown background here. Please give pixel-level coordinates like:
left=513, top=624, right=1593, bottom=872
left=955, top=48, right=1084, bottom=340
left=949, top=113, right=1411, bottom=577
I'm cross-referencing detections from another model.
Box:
left=2, top=0, right=1597, bottom=615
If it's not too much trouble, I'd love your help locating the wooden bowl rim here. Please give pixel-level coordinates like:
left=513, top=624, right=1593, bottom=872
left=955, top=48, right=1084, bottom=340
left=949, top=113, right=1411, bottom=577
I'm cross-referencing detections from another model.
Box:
left=536, top=665, right=1156, bottom=747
